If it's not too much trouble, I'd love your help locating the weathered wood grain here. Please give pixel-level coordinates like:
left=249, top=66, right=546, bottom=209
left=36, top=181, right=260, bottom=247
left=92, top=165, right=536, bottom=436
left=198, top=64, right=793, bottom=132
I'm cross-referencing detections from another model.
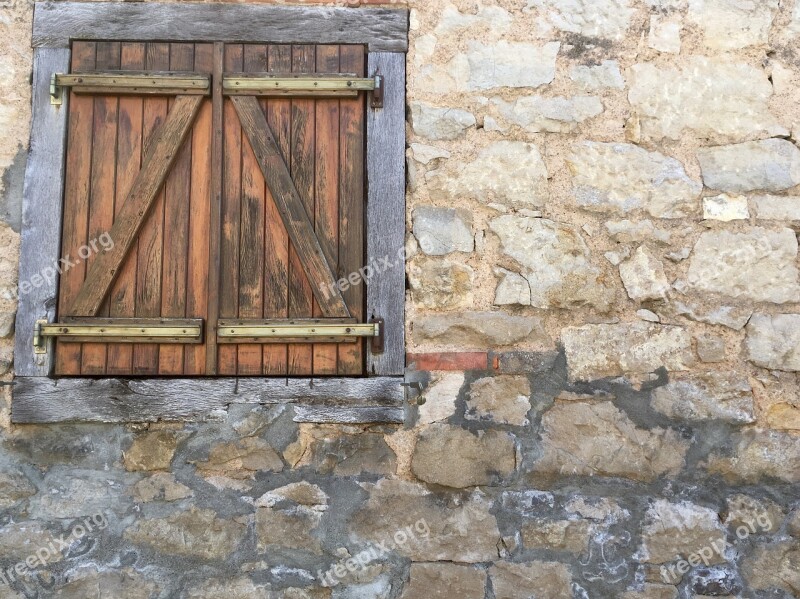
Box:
left=293, top=405, right=404, bottom=423
left=366, top=52, right=406, bottom=376
left=68, top=94, right=203, bottom=317
left=12, top=376, right=404, bottom=423
left=33, top=3, right=408, bottom=52
left=14, top=48, right=71, bottom=377
left=232, top=95, right=350, bottom=319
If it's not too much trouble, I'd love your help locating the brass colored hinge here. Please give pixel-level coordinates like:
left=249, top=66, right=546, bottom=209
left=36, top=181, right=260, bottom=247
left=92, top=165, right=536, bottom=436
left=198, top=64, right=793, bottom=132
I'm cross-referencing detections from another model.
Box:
left=34, top=318, right=204, bottom=353
left=222, top=73, right=383, bottom=105
left=216, top=318, right=381, bottom=344
left=50, top=72, right=211, bottom=103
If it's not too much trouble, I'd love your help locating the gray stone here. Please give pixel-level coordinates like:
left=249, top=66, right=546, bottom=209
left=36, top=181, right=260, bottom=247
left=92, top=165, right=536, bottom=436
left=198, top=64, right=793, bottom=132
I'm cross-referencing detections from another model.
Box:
left=409, top=102, right=475, bottom=141
left=414, top=312, right=551, bottom=348
left=746, top=313, right=800, bottom=371
left=490, top=561, right=572, bottom=599
left=687, top=0, right=778, bottom=50
left=412, top=206, right=473, bottom=256
left=409, top=143, right=450, bottom=165
left=531, top=401, right=688, bottom=482
left=751, top=194, right=800, bottom=221
left=521, top=518, right=592, bottom=553
left=605, top=220, right=671, bottom=244
left=32, top=474, right=129, bottom=519
left=489, top=216, right=613, bottom=310
left=696, top=334, right=726, bottom=362
left=532, top=0, right=635, bottom=39
left=651, top=372, right=755, bottom=424
left=0, top=312, right=14, bottom=338
left=569, top=61, right=625, bottom=91
left=183, top=577, right=272, bottom=599
left=124, top=508, right=246, bottom=560
left=697, top=139, right=800, bottom=193
left=408, top=259, right=473, bottom=310
left=674, top=301, right=752, bottom=330
left=685, top=228, right=800, bottom=303
left=628, top=57, right=787, bottom=142
left=466, top=375, right=531, bottom=425
left=399, top=563, right=486, bottom=599
left=433, top=3, right=513, bottom=36
left=493, top=267, right=531, bottom=306
left=567, top=142, right=701, bottom=218
left=561, top=323, right=693, bottom=381
left=619, top=246, right=670, bottom=301
left=637, top=309, right=660, bottom=322
left=492, top=95, right=603, bottom=133
left=705, top=429, right=800, bottom=483
left=0, top=470, right=35, bottom=509
left=639, top=500, right=726, bottom=564
left=460, top=41, right=560, bottom=91
left=53, top=569, right=158, bottom=599
left=411, top=424, right=516, bottom=488
left=702, top=194, right=749, bottom=221
left=255, top=481, right=328, bottom=510
left=428, top=141, right=548, bottom=208
left=648, top=14, right=682, bottom=54
left=350, top=479, right=501, bottom=562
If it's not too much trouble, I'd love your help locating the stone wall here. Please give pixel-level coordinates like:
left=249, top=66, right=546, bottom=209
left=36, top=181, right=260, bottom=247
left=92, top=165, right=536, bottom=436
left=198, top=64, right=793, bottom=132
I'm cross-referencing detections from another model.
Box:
left=0, top=0, right=799, bottom=597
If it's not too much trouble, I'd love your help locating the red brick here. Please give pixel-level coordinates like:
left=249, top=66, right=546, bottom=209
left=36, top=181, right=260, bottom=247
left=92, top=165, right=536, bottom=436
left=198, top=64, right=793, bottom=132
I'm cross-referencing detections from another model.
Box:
left=406, top=352, right=488, bottom=371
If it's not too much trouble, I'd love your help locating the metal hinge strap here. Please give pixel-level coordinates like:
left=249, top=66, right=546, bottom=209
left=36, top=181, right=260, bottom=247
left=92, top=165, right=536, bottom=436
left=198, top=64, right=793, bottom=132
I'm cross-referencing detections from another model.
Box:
left=50, top=72, right=211, bottom=104
left=34, top=318, right=204, bottom=353
left=216, top=318, right=382, bottom=344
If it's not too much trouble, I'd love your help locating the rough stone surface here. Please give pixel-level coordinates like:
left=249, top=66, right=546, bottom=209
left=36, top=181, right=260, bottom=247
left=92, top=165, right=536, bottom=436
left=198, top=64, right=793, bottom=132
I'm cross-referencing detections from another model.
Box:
left=751, top=194, right=800, bottom=221
left=687, top=0, right=778, bottom=50
left=350, top=479, right=501, bottom=563
left=123, top=430, right=182, bottom=472
left=466, top=375, right=531, bottom=425
left=562, top=323, right=693, bottom=381
left=414, top=312, right=551, bottom=348
left=605, top=220, right=671, bottom=244
left=490, top=561, right=573, bottom=599
left=458, top=41, right=560, bottom=91
left=619, top=246, right=670, bottom=301
left=418, top=372, right=463, bottom=424
left=521, top=518, right=592, bottom=553
left=408, top=259, right=473, bottom=310
left=741, top=541, right=800, bottom=594
left=428, top=141, right=548, bottom=208
left=702, top=194, right=749, bottom=221
left=490, top=216, right=613, bottom=310
left=569, top=61, right=625, bottom=91
left=412, top=206, right=473, bottom=256
left=567, top=142, right=701, bottom=218
left=492, top=95, right=603, bottom=133
left=695, top=334, right=726, bottom=363
left=411, top=424, right=516, bottom=487
left=399, top=563, right=486, bottom=599
left=697, top=139, right=800, bottom=193
left=724, top=494, right=783, bottom=533
left=532, top=0, right=635, bottom=39
left=531, top=401, right=688, bottom=481
left=685, top=228, right=800, bottom=303
left=648, top=14, right=682, bottom=53
left=651, top=372, right=755, bottom=424
left=705, top=429, right=800, bottom=483
left=639, top=500, right=726, bottom=564
left=745, top=313, right=800, bottom=371
left=493, top=267, right=531, bottom=306
left=628, top=58, right=786, bottom=142
left=409, top=102, right=475, bottom=141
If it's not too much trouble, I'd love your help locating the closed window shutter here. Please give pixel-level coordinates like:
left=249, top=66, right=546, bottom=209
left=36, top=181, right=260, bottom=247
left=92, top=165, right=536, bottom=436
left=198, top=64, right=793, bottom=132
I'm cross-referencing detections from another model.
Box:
left=54, top=41, right=368, bottom=377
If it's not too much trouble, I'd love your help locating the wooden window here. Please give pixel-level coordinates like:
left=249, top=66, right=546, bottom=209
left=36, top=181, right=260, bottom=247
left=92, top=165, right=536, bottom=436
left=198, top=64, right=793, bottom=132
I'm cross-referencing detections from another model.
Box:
left=14, top=3, right=407, bottom=423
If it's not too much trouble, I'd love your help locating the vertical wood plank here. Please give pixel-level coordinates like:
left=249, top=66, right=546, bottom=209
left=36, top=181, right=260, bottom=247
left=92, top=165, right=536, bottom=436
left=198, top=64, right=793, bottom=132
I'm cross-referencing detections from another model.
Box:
left=158, top=42, right=194, bottom=375
left=17, top=47, right=72, bottom=377
left=204, top=42, right=225, bottom=375
left=366, top=52, right=406, bottom=376
left=237, top=44, right=268, bottom=375
left=80, top=42, right=119, bottom=375
left=185, top=43, right=213, bottom=375
left=107, top=42, right=144, bottom=375
left=338, top=45, right=366, bottom=376
left=218, top=43, right=243, bottom=375
left=262, top=44, right=291, bottom=375
left=313, top=45, right=340, bottom=375
left=287, top=44, right=316, bottom=376
left=133, top=42, right=168, bottom=375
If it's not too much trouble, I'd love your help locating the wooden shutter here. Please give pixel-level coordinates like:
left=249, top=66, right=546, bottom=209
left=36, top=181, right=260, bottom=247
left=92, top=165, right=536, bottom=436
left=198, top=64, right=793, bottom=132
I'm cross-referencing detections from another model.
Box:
left=54, top=41, right=369, bottom=377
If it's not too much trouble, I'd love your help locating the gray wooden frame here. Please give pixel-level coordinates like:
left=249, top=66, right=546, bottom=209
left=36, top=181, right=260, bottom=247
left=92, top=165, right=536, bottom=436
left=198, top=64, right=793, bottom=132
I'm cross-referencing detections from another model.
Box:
left=13, top=2, right=408, bottom=424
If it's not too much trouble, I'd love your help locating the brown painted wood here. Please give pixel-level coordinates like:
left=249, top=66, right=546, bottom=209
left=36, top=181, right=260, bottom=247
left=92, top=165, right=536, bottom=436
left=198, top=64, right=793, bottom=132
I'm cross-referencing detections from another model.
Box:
left=313, top=45, right=341, bottom=375
left=204, top=42, right=225, bottom=375
left=55, top=42, right=96, bottom=376
left=218, top=44, right=243, bottom=375
left=185, top=43, right=214, bottom=375
left=158, top=43, right=195, bottom=375
left=287, top=45, right=316, bottom=376
left=231, top=96, right=350, bottom=320
left=237, top=44, right=268, bottom=375
left=338, top=44, right=366, bottom=375
left=262, top=44, right=291, bottom=375
left=133, top=44, right=168, bottom=375
left=107, top=42, right=145, bottom=375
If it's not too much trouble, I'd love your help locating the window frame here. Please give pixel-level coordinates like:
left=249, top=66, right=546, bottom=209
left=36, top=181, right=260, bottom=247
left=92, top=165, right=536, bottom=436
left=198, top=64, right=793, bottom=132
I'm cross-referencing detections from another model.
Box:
left=13, top=2, right=408, bottom=424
